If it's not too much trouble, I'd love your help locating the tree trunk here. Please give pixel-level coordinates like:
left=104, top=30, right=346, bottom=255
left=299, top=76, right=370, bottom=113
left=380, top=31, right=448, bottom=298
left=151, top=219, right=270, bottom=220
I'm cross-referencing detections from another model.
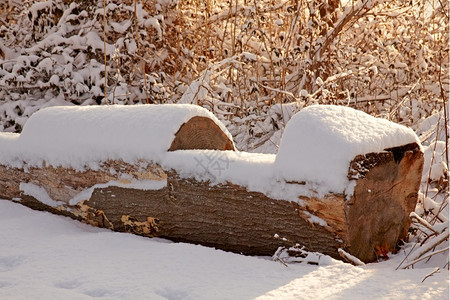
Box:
left=0, top=143, right=423, bottom=263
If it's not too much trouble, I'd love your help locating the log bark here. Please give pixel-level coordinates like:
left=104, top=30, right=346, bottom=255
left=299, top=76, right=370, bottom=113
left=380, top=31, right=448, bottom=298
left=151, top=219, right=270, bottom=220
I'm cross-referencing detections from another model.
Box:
left=0, top=143, right=423, bottom=263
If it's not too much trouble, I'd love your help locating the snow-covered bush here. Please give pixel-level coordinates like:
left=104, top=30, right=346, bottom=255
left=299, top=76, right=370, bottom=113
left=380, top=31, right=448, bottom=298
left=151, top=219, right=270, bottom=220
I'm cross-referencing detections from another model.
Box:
left=1, top=1, right=448, bottom=142
left=401, top=107, right=449, bottom=270
left=0, top=0, right=171, bottom=131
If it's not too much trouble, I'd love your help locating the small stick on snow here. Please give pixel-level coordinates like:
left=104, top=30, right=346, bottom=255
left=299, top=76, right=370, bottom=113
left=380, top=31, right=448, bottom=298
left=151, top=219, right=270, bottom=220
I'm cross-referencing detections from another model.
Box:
left=338, top=248, right=365, bottom=266
left=421, top=267, right=440, bottom=283
left=272, top=246, right=289, bottom=267
left=275, top=256, right=289, bottom=268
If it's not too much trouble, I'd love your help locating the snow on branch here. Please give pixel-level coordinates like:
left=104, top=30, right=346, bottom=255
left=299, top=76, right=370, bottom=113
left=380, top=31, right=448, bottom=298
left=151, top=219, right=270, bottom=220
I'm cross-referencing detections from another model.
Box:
left=401, top=228, right=449, bottom=269
left=338, top=248, right=365, bottom=266
left=315, top=0, right=379, bottom=58
left=410, top=212, right=440, bottom=236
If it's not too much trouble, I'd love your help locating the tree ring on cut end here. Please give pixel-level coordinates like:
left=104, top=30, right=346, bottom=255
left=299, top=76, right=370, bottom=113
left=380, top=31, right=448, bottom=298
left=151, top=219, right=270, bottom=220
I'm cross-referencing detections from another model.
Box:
left=169, top=116, right=235, bottom=151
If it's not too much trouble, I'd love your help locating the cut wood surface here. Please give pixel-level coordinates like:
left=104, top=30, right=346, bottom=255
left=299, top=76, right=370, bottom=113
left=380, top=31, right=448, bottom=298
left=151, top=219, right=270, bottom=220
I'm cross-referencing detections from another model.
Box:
left=0, top=143, right=423, bottom=263
left=169, top=116, right=235, bottom=151
left=345, top=144, right=423, bottom=261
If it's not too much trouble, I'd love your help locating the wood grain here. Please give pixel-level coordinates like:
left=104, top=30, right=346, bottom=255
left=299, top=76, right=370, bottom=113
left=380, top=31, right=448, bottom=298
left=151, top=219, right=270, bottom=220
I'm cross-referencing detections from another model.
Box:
left=169, top=116, right=235, bottom=151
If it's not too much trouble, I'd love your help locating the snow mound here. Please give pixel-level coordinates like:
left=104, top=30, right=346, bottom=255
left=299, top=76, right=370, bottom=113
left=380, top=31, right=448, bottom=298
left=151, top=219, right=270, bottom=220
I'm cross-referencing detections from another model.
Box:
left=1, top=104, right=233, bottom=169
left=275, top=105, right=421, bottom=193
left=0, top=104, right=422, bottom=202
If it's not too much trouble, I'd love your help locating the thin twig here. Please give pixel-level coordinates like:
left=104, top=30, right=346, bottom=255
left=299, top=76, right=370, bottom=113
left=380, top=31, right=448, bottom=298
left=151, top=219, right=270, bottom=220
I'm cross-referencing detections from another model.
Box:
left=405, top=229, right=449, bottom=266
left=430, top=200, right=449, bottom=226
left=402, top=248, right=449, bottom=270
left=197, top=0, right=290, bottom=29
left=410, top=212, right=440, bottom=235
left=396, top=223, right=447, bottom=270
left=315, top=0, right=375, bottom=58
left=103, top=0, right=108, bottom=104
left=438, top=52, right=449, bottom=177
left=275, top=256, right=289, bottom=267
left=421, top=267, right=441, bottom=283
left=437, top=0, right=449, bottom=19
left=254, top=81, right=298, bottom=101
left=425, top=117, right=441, bottom=200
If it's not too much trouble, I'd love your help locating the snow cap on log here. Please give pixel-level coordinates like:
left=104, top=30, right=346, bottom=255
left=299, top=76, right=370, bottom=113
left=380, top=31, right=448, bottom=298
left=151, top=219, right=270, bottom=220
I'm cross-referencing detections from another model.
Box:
left=2, top=104, right=234, bottom=169
left=275, top=105, right=421, bottom=193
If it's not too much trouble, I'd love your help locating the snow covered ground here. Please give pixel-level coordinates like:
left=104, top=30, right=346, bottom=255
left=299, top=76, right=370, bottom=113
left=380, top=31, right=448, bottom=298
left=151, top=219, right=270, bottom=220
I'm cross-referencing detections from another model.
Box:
left=0, top=200, right=448, bottom=300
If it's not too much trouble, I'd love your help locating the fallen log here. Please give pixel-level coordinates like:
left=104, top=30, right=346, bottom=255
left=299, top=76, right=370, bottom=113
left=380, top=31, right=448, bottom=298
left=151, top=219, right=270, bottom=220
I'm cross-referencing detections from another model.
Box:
left=0, top=104, right=424, bottom=263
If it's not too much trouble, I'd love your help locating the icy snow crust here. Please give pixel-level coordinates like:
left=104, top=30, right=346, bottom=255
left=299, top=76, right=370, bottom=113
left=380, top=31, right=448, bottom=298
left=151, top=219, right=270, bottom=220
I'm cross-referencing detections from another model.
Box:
left=0, top=104, right=233, bottom=169
left=275, top=105, right=421, bottom=193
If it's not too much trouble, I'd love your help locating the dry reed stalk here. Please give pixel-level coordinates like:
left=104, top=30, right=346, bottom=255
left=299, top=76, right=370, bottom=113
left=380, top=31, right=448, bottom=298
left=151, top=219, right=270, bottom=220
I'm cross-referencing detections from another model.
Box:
left=103, top=0, right=108, bottom=104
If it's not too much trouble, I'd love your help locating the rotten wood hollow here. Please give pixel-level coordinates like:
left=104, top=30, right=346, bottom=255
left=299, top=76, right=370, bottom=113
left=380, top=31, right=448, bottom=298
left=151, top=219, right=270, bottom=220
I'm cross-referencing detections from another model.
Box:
left=0, top=116, right=423, bottom=263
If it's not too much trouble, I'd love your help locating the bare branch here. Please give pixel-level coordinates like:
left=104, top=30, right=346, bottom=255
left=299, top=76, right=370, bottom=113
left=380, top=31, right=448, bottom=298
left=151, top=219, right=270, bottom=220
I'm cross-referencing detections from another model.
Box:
left=402, top=248, right=449, bottom=270
left=410, top=212, right=440, bottom=236
left=402, top=229, right=449, bottom=269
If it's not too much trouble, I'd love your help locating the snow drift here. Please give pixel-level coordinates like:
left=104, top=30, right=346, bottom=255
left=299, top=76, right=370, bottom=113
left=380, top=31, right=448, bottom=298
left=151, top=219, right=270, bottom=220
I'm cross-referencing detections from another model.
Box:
left=275, top=105, right=421, bottom=192
left=0, top=104, right=233, bottom=169
left=0, top=104, right=421, bottom=196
